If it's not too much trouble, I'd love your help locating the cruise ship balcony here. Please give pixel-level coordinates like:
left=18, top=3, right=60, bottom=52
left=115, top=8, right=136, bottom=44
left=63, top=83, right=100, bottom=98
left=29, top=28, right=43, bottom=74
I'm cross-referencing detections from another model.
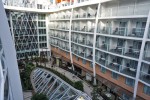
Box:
left=81, top=26, right=88, bottom=32
left=86, top=40, right=93, bottom=47
left=96, top=41, right=109, bottom=51
left=106, top=60, right=120, bottom=72
left=148, top=28, right=150, bottom=38
left=121, top=67, right=136, bottom=78
left=97, top=26, right=112, bottom=34
left=109, top=45, right=124, bottom=55
left=112, top=27, right=127, bottom=36
left=66, top=46, right=70, bottom=51
left=88, top=27, right=95, bottom=33
left=54, top=34, right=58, bottom=37
left=85, top=51, right=93, bottom=60
left=140, top=63, right=150, bottom=84
left=73, top=26, right=80, bottom=31
left=128, top=28, right=145, bottom=38
left=61, top=35, right=66, bottom=39
left=74, top=49, right=78, bottom=55
left=124, top=40, right=141, bottom=59
left=143, top=51, right=150, bottom=62
left=124, top=48, right=140, bottom=59
left=79, top=51, right=85, bottom=58
left=96, top=55, right=105, bottom=66
left=79, top=39, right=86, bottom=45
left=121, top=59, right=137, bottom=77
left=143, top=42, right=150, bottom=62
left=109, top=38, right=125, bottom=55
left=140, top=72, right=150, bottom=84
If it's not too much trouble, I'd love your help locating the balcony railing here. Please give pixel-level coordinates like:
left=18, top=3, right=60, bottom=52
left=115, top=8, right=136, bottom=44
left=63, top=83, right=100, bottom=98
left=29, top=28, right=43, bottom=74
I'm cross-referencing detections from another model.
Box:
left=73, top=38, right=93, bottom=47
left=96, top=55, right=137, bottom=77
left=109, top=45, right=124, bottom=55
left=95, top=55, right=106, bottom=66
left=97, top=27, right=112, bottom=34
left=124, top=47, right=140, bottom=59
left=148, top=28, right=150, bottom=39
left=112, top=27, right=127, bottom=36
left=143, top=51, right=150, bottom=62
left=85, top=52, right=93, bottom=60
left=106, top=60, right=121, bottom=72
left=128, top=28, right=145, bottom=38
left=120, top=66, right=137, bottom=77
left=140, top=71, right=150, bottom=84
left=73, top=49, right=86, bottom=58
left=96, top=42, right=109, bottom=51
left=96, top=42, right=140, bottom=59
left=101, top=3, right=150, bottom=17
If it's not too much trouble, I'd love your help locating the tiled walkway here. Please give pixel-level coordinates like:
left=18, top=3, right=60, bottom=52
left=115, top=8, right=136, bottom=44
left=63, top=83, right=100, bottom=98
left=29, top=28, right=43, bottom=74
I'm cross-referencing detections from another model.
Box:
left=23, top=91, right=32, bottom=100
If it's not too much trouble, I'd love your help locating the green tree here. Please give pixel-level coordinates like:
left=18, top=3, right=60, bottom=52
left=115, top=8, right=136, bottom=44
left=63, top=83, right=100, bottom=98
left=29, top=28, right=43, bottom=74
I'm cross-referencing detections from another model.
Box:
left=91, top=86, right=99, bottom=100
left=20, top=62, right=35, bottom=90
left=31, top=93, right=48, bottom=100
left=74, top=81, right=84, bottom=91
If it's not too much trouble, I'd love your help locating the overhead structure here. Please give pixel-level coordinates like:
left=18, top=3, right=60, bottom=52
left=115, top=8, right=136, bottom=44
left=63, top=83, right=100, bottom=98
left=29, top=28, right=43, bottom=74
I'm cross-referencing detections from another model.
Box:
left=31, top=68, right=92, bottom=100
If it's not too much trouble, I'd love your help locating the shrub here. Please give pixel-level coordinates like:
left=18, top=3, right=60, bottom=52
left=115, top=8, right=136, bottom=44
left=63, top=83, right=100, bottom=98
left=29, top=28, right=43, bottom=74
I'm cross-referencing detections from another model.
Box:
left=74, top=81, right=84, bottom=91
left=31, top=93, right=48, bottom=100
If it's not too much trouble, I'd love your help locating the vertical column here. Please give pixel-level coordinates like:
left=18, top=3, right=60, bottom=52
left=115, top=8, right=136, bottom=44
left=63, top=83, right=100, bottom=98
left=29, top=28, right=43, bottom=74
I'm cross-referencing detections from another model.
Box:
left=69, top=8, right=74, bottom=71
left=133, top=10, right=150, bottom=100
left=46, top=14, right=51, bottom=57
left=92, top=2, right=101, bottom=85
left=37, top=14, right=40, bottom=56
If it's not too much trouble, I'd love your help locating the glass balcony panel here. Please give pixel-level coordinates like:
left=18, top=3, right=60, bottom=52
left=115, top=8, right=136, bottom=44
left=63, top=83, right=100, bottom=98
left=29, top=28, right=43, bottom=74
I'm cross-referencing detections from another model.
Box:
left=124, top=47, right=140, bottom=58
left=66, top=47, right=69, bottom=51
left=95, top=55, right=106, bottom=66
left=120, top=65, right=137, bottom=77
left=74, top=49, right=78, bottom=55
left=109, top=45, right=124, bottom=55
left=82, top=13, right=87, bottom=18
left=75, top=38, right=79, bottom=43
left=86, top=40, right=93, bottom=47
left=106, top=60, right=120, bottom=72
left=81, top=26, right=87, bottom=32
left=128, top=28, right=145, bottom=38
left=97, top=42, right=109, bottom=51
left=112, top=27, right=127, bottom=36
left=97, top=27, right=100, bottom=33
left=148, top=28, right=150, bottom=38
left=74, top=26, right=80, bottom=31
left=140, top=63, right=150, bottom=84
left=79, top=39, right=85, bottom=45
left=143, top=51, right=150, bottom=62
left=100, top=27, right=112, bottom=34
left=88, top=27, right=95, bottom=32
left=85, top=52, right=93, bottom=60
left=140, top=72, right=150, bottom=84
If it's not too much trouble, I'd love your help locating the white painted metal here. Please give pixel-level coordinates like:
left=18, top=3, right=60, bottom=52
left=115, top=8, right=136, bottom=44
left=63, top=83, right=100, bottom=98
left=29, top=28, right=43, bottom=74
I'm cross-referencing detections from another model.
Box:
left=92, top=2, right=101, bottom=85
left=68, top=8, right=75, bottom=71
left=0, top=0, right=23, bottom=99
left=133, top=10, right=150, bottom=100
left=0, top=61, right=4, bottom=100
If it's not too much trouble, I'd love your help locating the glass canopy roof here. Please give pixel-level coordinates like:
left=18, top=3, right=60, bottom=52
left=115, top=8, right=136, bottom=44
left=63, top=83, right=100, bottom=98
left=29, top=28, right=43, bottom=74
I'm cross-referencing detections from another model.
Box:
left=31, top=68, right=92, bottom=100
